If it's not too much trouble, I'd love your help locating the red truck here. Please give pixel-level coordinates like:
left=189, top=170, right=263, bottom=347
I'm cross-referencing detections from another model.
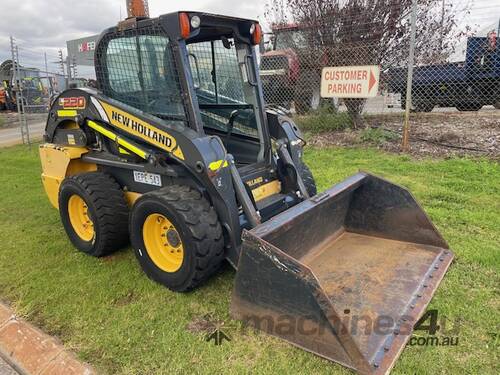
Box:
left=260, top=24, right=324, bottom=114
left=0, top=87, right=6, bottom=110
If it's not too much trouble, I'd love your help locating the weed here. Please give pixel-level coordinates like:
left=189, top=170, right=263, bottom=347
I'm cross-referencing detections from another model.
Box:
left=359, top=127, right=398, bottom=145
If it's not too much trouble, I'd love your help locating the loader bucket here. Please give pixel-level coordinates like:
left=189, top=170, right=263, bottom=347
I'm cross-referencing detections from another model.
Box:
left=231, top=172, right=453, bottom=375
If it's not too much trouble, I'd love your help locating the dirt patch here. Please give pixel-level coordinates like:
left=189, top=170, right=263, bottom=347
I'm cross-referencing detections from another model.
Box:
left=112, top=291, right=138, bottom=307
left=186, top=315, right=219, bottom=334
left=307, top=109, right=500, bottom=159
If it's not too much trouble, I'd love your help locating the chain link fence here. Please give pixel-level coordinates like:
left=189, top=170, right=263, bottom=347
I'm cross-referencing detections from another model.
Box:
left=1, top=1, right=498, bottom=152
left=259, top=0, right=500, bottom=152
left=260, top=34, right=410, bottom=123
left=0, top=37, right=70, bottom=146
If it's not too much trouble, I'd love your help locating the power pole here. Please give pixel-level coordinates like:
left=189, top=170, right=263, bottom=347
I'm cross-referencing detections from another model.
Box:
left=66, top=55, right=72, bottom=87
left=58, top=49, right=65, bottom=75
left=439, top=0, right=446, bottom=61
left=44, top=52, right=49, bottom=77
left=44, top=52, right=53, bottom=98
left=72, top=55, right=78, bottom=79
left=58, top=49, right=69, bottom=89
left=402, top=0, right=417, bottom=152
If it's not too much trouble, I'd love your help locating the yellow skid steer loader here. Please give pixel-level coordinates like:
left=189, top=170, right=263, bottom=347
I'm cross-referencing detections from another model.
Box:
left=39, top=10, right=453, bottom=374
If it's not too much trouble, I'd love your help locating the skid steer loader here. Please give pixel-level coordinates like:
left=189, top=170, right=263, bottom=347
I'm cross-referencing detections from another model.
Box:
left=39, top=11, right=454, bottom=374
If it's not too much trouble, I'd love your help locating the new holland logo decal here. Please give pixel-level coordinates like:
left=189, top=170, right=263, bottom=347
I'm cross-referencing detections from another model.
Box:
left=99, top=101, right=184, bottom=160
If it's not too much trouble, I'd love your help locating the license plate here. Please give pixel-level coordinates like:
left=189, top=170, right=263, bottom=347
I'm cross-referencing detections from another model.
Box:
left=133, top=171, right=162, bottom=187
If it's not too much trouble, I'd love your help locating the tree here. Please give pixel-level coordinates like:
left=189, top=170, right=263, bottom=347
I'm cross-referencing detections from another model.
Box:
left=265, top=0, right=473, bottom=126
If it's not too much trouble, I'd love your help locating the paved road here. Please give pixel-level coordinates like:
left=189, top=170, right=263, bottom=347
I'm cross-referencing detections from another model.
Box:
left=0, top=357, right=18, bottom=375
left=0, top=121, right=45, bottom=147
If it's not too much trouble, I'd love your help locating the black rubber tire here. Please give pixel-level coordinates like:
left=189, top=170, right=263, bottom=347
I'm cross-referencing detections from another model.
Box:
left=130, top=185, right=224, bottom=292
left=58, top=172, right=129, bottom=257
left=297, top=162, right=317, bottom=197
left=413, top=101, right=434, bottom=113
left=456, top=103, right=482, bottom=112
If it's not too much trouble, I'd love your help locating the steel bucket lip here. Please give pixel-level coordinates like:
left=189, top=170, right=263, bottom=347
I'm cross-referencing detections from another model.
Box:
left=371, top=248, right=454, bottom=375
left=235, top=171, right=454, bottom=374
left=240, top=226, right=454, bottom=375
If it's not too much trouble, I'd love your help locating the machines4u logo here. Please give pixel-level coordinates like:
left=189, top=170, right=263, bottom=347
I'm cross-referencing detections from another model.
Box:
left=205, top=328, right=231, bottom=346
left=410, top=309, right=461, bottom=347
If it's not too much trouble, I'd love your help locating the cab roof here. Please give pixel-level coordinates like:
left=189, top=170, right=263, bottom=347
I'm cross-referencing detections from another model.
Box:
left=115, top=11, right=259, bottom=44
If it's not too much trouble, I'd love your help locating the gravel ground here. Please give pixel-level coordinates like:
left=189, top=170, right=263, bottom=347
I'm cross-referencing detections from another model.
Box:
left=308, top=109, right=500, bottom=160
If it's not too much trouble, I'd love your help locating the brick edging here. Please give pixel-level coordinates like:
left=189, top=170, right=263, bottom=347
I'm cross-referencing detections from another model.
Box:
left=0, top=302, right=96, bottom=375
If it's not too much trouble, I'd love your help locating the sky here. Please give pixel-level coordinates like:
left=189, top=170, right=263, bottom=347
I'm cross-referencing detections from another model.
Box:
left=0, top=0, right=266, bottom=76
left=0, top=0, right=498, bottom=76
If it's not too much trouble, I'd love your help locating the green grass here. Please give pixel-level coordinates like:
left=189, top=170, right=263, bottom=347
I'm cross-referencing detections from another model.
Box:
left=0, top=145, right=498, bottom=374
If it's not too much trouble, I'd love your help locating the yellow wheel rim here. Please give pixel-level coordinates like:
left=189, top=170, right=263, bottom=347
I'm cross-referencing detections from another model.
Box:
left=68, top=195, right=94, bottom=242
left=143, top=213, right=184, bottom=273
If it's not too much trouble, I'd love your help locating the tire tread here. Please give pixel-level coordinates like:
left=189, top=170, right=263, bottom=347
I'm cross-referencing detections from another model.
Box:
left=137, top=185, right=224, bottom=292
left=297, top=162, right=317, bottom=197
left=62, top=172, right=129, bottom=256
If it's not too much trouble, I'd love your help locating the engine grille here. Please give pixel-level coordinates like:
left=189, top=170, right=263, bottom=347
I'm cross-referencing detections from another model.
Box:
left=260, top=56, right=289, bottom=72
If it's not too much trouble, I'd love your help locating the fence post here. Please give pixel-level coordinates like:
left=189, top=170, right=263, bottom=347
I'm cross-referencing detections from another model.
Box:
left=10, top=36, right=31, bottom=146
left=44, top=52, right=51, bottom=98
left=402, top=0, right=417, bottom=151
left=66, top=55, right=72, bottom=88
